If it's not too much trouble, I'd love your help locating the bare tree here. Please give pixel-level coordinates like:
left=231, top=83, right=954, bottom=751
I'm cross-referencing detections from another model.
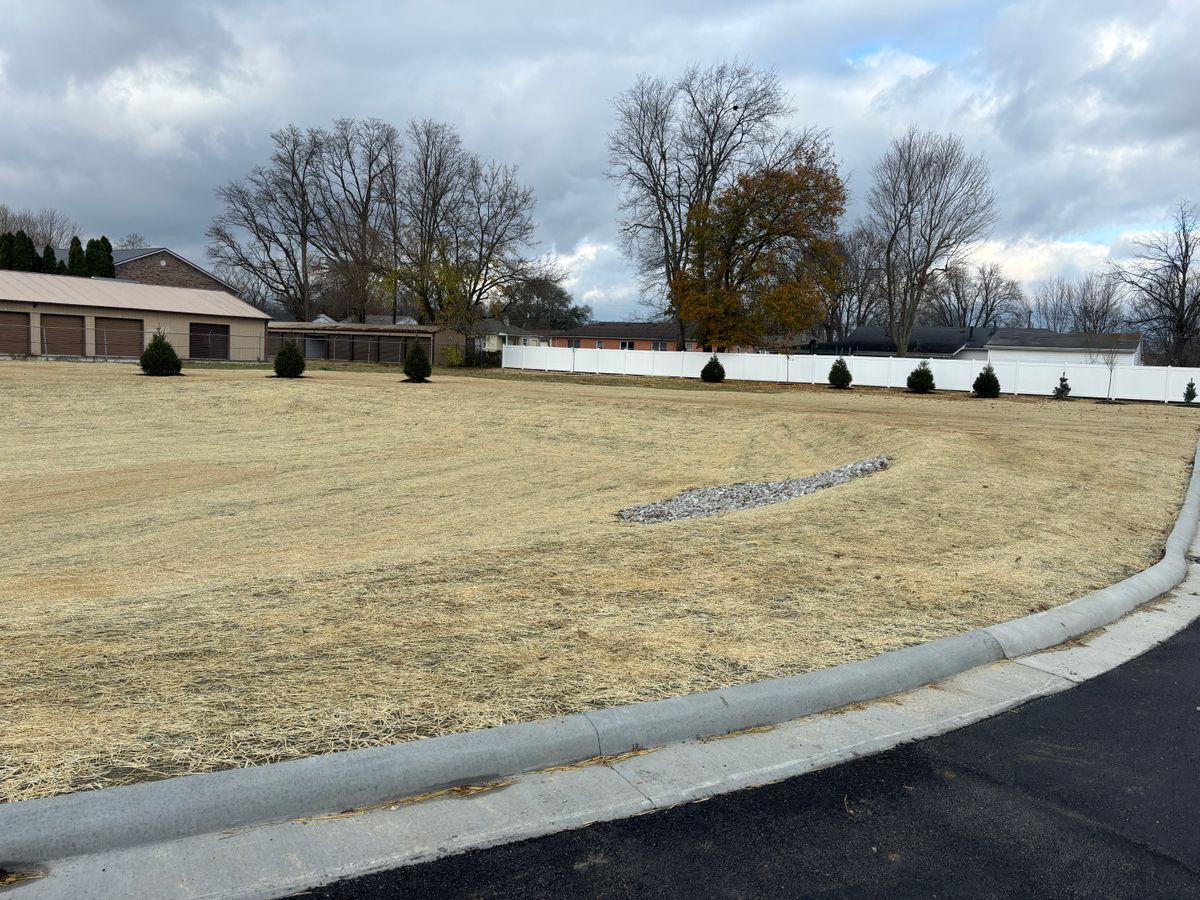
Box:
left=1029, top=277, right=1075, bottom=331
left=393, top=119, right=471, bottom=323
left=867, top=128, right=997, bottom=355
left=115, top=233, right=149, bottom=250
left=815, top=223, right=882, bottom=341
left=0, top=204, right=79, bottom=248
left=208, top=125, right=322, bottom=321
left=1069, top=271, right=1126, bottom=334
left=310, top=118, right=401, bottom=322
left=1113, top=203, right=1200, bottom=365
left=608, top=61, right=793, bottom=345
left=924, top=262, right=1024, bottom=328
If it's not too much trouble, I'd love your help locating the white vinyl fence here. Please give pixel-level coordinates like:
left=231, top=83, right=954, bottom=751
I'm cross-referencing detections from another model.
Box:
left=502, top=345, right=1200, bottom=403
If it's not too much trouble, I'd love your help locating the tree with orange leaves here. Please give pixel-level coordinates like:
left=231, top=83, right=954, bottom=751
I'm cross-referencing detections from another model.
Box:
left=674, top=134, right=845, bottom=351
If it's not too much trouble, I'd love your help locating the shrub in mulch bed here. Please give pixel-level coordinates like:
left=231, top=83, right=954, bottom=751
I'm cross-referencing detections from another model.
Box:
left=906, top=360, right=935, bottom=394
left=972, top=364, right=1000, bottom=398
left=273, top=339, right=306, bottom=378
left=701, top=354, right=725, bottom=383
left=139, top=330, right=182, bottom=376
left=404, top=341, right=432, bottom=382
left=828, top=357, right=852, bottom=389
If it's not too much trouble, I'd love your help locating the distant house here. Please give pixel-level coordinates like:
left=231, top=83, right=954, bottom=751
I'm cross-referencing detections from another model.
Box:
left=542, top=321, right=700, bottom=352
left=51, top=247, right=239, bottom=295
left=470, top=318, right=541, bottom=353
left=837, top=325, right=1143, bottom=367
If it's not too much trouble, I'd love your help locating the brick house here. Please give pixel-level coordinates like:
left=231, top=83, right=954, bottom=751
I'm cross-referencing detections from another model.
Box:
left=52, top=248, right=239, bottom=294
left=541, top=321, right=699, bottom=351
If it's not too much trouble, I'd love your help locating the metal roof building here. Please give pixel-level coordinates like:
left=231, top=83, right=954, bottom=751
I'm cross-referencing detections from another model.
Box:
left=0, top=270, right=269, bottom=361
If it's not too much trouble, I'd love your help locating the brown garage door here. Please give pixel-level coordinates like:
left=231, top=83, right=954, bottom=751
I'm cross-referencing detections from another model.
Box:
left=42, top=314, right=85, bottom=356
left=95, top=317, right=144, bottom=358
left=189, top=323, right=230, bottom=360
left=0, top=311, right=30, bottom=355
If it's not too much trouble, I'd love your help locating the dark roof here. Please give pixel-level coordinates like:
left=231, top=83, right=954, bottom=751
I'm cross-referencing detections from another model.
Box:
left=342, top=314, right=418, bottom=325
left=843, top=325, right=999, bottom=356
left=268, top=321, right=439, bottom=334
left=985, top=330, right=1142, bottom=351
left=542, top=321, right=695, bottom=341
left=470, top=317, right=538, bottom=336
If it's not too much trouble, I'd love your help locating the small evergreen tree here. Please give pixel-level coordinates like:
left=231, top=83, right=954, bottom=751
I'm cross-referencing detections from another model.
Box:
left=828, top=357, right=852, bottom=389
left=67, top=236, right=87, bottom=276
left=906, top=359, right=935, bottom=393
left=139, top=330, right=182, bottom=376
left=42, top=245, right=57, bottom=274
left=84, top=238, right=103, bottom=277
left=701, top=354, right=726, bottom=383
left=97, top=235, right=116, bottom=277
left=403, top=340, right=432, bottom=382
left=273, top=338, right=306, bottom=378
left=1184, top=379, right=1196, bottom=405
left=1052, top=372, right=1071, bottom=400
left=11, top=230, right=36, bottom=271
left=972, top=364, right=1001, bottom=398
left=0, top=232, right=13, bottom=269
left=56, top=259, right=69, bottom=275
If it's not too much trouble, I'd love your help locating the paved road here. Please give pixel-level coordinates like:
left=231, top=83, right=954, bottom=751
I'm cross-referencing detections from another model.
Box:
left=309, top=619, right=1200, bottom=899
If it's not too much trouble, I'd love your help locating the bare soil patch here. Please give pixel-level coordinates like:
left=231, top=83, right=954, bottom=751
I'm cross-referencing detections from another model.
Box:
left=1, top=361, right=1196, bottom=801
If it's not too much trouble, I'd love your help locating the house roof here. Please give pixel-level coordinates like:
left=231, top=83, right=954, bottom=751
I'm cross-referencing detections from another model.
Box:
left=49, top=246, right=243, bottom=294
left=0, top=270, right=269, bottom=319
left=542, top=321, right=694, bottom=341
left=984, top=330, right=1142, bottom=351
left=268, top=320, right=439, bottom=334
left=472, top=317, right=538, bottom=336
left=342, top=314, right=419, bottom=326
left=843, top=325, right=1000, bottom=356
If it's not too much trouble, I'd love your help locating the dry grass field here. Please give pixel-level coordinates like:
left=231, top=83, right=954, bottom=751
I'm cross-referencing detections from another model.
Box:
left=2, top=361, right=1197, bottom=802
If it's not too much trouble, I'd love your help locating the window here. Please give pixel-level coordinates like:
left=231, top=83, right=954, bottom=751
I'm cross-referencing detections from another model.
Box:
left=620, top=340, right=637, bottom=350
left=566, top=339, right=581, bottom=349
left=595, top=340, right=605, bottom=349
left=651, top=341, right=667, bottom=352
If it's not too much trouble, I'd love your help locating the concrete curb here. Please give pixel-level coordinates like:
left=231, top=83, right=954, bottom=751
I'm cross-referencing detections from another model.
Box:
left=3, top=445, right=1198, bottom=867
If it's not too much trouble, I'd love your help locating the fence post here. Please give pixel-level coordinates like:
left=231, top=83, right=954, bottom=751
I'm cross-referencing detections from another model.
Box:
left=887, top=357, right=893, bottom=389
left=570, top=348, right=576, bottom=374
left=1013, top=361, right=1019, bottom=396
left=623, top=350, right=628, bottom=376
left=680, top=351, right=685, bottom=377
left=1165, top=366, right=1171, bottom=403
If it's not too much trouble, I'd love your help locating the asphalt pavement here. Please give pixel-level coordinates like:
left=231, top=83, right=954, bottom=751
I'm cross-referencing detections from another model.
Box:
left=307, top=616, right=1200, bottom=899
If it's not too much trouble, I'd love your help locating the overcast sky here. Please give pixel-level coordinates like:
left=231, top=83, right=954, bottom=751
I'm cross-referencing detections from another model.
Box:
left=1, top=0, right=1195, bottom=318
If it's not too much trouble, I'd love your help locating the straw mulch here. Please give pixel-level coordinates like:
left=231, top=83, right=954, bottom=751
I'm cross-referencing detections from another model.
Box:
left=1, top=361, right=1196, bottom=802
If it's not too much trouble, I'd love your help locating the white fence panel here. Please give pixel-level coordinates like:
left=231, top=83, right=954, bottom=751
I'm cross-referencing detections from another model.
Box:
left=498, top=345, right=1200, bottom=404
left=1113, top=365, right=1168, bottom=402
left=926, top=358, right=976, bottom=393
left=625, top=350, right=654, bottom=376
left=1166, top=367, right=1200, bottom=403
left=1059, top=363, right=1110, bottom=399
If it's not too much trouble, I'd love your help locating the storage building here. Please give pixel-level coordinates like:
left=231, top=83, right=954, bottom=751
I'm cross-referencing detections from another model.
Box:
left=0, top=270, right=269, bottom=361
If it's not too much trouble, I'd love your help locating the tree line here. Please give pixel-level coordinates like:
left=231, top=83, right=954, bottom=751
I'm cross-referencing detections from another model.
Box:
left=0, top=202, right=151, bottom=279
left=0, top=232, right=116, bottom=278
left=609, top=61, right=1200, bottom=364
left=208, top=118, right=590, bottom=330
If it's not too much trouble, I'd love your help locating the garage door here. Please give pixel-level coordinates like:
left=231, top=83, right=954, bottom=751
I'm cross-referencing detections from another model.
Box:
left=95, top=317, right=144, bottom=358
left=189, top=323, right=230, bottom=360
left=0, top=311, right=30, bottom=355
left=41, top=314, right=85, bottom=356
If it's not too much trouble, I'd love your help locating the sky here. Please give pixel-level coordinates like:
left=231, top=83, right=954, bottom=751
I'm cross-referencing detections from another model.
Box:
left=0, top=0, right=1195, bottom=320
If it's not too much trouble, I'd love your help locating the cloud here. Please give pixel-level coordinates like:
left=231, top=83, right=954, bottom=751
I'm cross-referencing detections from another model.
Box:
left=0, top=0, right=1195, bottom=314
